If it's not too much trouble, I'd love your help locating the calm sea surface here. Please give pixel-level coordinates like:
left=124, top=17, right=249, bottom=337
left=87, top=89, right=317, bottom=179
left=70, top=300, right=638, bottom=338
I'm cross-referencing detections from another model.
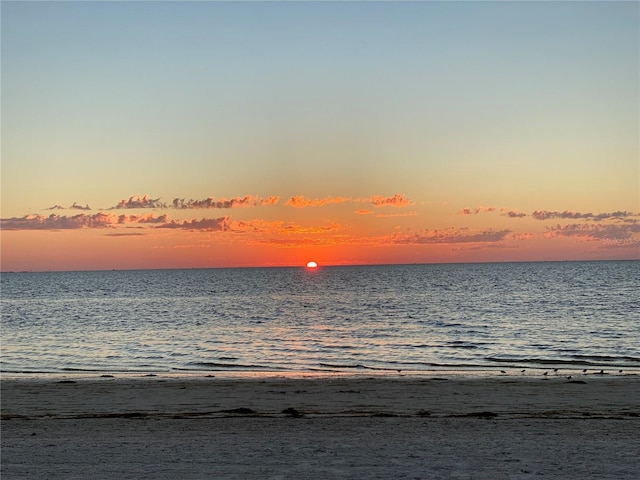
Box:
left=2, top=261, right=639, bottom=377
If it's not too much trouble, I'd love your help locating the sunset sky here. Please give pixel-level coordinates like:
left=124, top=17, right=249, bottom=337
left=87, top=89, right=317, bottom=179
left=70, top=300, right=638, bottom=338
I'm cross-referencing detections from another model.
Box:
left=2, top=1, right=639, bottom=271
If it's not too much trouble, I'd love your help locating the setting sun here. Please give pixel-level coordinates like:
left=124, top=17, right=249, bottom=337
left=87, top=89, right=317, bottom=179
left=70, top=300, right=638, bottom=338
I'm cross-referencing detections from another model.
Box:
left=306, top=261, right=318, bottom=268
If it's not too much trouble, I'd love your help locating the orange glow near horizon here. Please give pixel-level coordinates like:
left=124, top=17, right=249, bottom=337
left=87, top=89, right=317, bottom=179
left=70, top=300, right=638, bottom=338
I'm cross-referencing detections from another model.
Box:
left=1, top=196, right=639, bottom=272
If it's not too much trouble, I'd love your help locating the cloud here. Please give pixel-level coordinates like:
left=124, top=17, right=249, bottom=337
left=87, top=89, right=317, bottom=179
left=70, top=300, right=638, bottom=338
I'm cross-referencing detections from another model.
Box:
left=505, top=210, right=527, bottom=218
left=255, top=236, right=341, bottom=247
left=284, top=193, right=414, bottom=209
left=69, top=202, right=91, bottom=211
left=280, top=223, right=341, bottom=234
left=104, top=232, right=146, bottom=237
left=284, top=195, right=353, bottom=208
left=369, top=194, right=413, bottom=208
left=511, top=232, right=536, bottom=241
left=46, top=202, right=91, bottom=211
left=232, top=219, right=342, bottom=236
left=117, top=213, right=170, bottom=224
left=155, top=216, right=231, bottom=231
left=532, top=210, right=637, bottom=221
left=110, top=194, right=280, bottom=210
left=113, top=195, right=166, bottom=209
left=1, top=213, right=118, bottom=230
left=458, top=206, right=497, bottom=215
left=394, top=228, right=511, bottom=245
left=375, top=211, right=418, bottom=218
left=0, top=213, right=170, bottom=230
left=171, top=195, right=279, bottom=209
left=544, top=223, right=640, bottom=241
left=354, top=209, right=374, bottom=215
left=591, top=211, right=637, bottom=221
left=258, top=196, right=280, bottom=206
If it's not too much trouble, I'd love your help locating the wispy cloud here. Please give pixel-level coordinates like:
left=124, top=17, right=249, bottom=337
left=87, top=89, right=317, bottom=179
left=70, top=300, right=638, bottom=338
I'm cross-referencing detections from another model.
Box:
left=369, top=194, right=413, bottom=208
left=458, top=208, right=639, bottom=221
left=280, top=223, right=341, bottom=234
left=113, top=195, right=165, bottom=209
left=505, top=210, right=527, bottom=218
left=69, top=202, right=91, bottom=211
left=511, top=232, right=536, bottom=241
left=375, top=211, right=418, bottom=218
left=458, top=206, right=497, bottom=216
left=532, top=210, right=637, bottom=221
left=284, top=193, right=414, bottom=209
left=104, top=232, right=146, bottom=237
left=110, top=194, right=280, bottom=210
left=155, top=217, right=231, bottom=231
left=0, top=213, right=169, bottom=230
left=1, top=213, right=118, bottom=230
left=46, top=202, right=91, bottom=211
left=284, top=195, right=353, bottom=208
left=393, top=228, right=511, bottom=245
left=544, top=223, right=640, bottom=241
left=171, top=195, right=279, bottom=209
left=118, top=214, right=169, bottom=224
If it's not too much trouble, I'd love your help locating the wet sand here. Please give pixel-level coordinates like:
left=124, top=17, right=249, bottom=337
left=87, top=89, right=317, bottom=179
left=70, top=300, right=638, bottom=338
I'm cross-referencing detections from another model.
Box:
left=2, top=374, right=639, bottom=479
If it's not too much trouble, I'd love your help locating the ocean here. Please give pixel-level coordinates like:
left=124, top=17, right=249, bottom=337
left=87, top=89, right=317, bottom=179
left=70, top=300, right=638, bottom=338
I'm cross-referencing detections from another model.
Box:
left=1, top=261, right=639, bottom=377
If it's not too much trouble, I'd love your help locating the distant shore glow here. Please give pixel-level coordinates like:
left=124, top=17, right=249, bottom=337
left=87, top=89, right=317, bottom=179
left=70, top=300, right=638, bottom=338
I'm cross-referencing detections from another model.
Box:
left=306, top=261, right=318, bottom=268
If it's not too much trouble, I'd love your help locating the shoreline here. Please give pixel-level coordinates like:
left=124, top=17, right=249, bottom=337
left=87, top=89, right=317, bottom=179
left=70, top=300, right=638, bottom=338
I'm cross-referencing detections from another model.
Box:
left=2, top=364, right=638, bottom=381
left=3, top=375, right=639, bottom=479
left=3, top=374, right=639, bottom=420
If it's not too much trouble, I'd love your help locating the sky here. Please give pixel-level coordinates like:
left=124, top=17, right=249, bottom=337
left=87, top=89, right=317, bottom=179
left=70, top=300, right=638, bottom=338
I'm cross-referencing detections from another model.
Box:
left=1, top=0, right=639, bottom=271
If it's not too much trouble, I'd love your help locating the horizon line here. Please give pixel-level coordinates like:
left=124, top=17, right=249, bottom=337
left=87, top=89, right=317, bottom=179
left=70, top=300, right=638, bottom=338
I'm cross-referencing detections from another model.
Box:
left=2, top=258, right=638, bottom=274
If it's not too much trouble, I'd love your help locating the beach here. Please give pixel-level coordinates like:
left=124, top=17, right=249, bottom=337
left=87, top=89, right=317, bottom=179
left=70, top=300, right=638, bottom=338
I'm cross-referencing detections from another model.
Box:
left=2, top=374, right=639, bottom=479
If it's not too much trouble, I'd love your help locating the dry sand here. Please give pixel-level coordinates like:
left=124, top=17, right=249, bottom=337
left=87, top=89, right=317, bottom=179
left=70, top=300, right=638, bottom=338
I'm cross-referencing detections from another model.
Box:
left=2, top=374, right=639, bottom=479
